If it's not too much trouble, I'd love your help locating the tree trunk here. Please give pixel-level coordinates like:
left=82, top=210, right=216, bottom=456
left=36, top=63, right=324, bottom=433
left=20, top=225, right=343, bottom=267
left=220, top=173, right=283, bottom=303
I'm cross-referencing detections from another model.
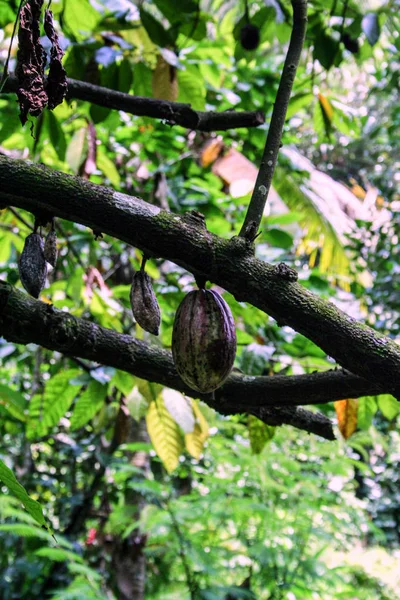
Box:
left=112, top=418, right=150, bottom=600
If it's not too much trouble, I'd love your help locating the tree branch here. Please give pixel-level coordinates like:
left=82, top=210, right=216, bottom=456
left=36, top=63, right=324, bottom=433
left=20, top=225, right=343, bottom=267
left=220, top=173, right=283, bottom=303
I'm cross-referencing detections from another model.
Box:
left=239, top=0, right=308, bottom=237
left=0, top=280, right=394, bottom=440
left=1, top=156, right=399, bottom=396
left=0, top=280, right=347, bottom=439
left=1, top=74, right=265, bottom=132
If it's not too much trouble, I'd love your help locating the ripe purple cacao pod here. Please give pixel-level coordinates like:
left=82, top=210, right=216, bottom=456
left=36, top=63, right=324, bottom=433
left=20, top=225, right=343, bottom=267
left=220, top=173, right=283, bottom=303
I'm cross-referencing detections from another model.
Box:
left=19, top=233, right=47, bottom=298
left=44, top=229, right=58, bottom=267
left=130, top=270, right=161, bottom=335
left=172, top=289, right=236, bottom=393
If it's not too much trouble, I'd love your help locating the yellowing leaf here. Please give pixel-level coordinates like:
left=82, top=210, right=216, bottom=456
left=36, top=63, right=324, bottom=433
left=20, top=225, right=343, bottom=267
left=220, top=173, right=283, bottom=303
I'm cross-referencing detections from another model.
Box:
left=200, top=138, right=224, bottom=167
left=185, top=424, right=206, bottom=459
left=185, top=401, right=209, bottom=459
left=152, top=55, right=179, bottom=102
left=248, top=414, right=275, bottom=454
left=334, top=398, right=358, bottom=439
left=146, top=398, right=183, bottom=473
left=318, top=92, right=334, bottom=121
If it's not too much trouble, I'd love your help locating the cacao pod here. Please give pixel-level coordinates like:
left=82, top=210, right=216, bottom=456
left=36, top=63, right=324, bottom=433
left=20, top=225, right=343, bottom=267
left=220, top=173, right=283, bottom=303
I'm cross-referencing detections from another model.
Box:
left=240, top=23, right=260, bottom=51
left=130, top=270, right=161, bottom=335
left=172, top=289, right=236, bottom=393
left=19, top=233, right=47, bottom=298
left=44, top=229, right=58, bottom=267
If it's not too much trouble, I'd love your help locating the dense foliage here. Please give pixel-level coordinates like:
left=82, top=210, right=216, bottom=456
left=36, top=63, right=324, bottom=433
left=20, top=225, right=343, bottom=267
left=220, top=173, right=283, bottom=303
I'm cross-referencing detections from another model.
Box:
left=0, top=0, right=399, bottom=598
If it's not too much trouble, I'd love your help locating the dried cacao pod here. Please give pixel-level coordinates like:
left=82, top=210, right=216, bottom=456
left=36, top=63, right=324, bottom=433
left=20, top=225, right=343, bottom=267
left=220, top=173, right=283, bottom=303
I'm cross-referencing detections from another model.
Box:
left=44, top=229, right=58, bottom=267
left=172, top=289, right=236, bottom=393
left=130, top=270, right=161, bottom=335
left=19, top=232, right=47, bottom=298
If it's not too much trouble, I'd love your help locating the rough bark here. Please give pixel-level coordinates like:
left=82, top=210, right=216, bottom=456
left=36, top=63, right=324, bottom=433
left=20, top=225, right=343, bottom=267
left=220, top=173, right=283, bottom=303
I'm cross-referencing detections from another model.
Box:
left=2, top=74, right=265, bottom=131
left=112, top=418, right=149, bottom=600
left=0, top=280, right=393, bottom=440
left=240, top=0, right=308, bottom=236
left=0, top=156, right=399, bottom=397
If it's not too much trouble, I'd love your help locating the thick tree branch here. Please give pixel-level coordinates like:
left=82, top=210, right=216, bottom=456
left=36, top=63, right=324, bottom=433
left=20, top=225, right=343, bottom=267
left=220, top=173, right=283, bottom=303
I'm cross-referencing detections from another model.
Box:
left=0, top=279, right=387, bottom=406
left=1, top=156, right=399, bottom=396
left=2, top=74, right=265, bottom=132
left=240, top=0, right=308, bottom=237
left=0, top=280, right=345, bottom=439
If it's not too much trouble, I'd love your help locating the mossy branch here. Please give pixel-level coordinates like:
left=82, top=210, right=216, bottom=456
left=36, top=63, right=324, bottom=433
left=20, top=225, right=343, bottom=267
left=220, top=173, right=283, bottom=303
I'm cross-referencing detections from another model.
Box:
left=1, top=155, right=400, bottom=397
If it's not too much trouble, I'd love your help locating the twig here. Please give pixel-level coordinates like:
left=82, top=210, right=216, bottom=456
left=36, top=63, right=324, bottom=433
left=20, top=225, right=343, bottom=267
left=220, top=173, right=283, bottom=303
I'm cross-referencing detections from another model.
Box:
left=239, top=0, right=308, bottom=238
left=165, top=500, right=198, bottom=599
left=8, top=206, right=34, bottom=230
left=0, top=0, right=24, bottom=93
left=55, top=221, right=86, bottom=270
left=2, top=74, right=265, bottom=132
left=336, top=0, right=350, bottom=59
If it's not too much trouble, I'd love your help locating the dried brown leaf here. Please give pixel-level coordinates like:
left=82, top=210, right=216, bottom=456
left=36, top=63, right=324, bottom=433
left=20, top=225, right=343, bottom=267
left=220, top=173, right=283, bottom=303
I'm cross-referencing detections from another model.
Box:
left=44, top=9, right=67, bottom=109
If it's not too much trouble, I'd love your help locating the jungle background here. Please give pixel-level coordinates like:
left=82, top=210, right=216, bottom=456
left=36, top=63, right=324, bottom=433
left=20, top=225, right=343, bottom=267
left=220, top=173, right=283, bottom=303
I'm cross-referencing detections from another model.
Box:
left=0, top=0, right=400, bottom=598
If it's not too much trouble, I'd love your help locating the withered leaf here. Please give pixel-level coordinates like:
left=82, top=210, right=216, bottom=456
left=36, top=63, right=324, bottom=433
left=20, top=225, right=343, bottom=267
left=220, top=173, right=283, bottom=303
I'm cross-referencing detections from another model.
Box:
left=16, top=0, right=47, bottom=125
left=44, top=9, right=67, bottom=109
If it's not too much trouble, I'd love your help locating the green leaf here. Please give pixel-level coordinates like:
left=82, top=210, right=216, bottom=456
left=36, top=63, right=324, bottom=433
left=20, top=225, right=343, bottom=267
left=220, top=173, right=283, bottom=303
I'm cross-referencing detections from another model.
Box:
left=0, top=384, right=27, bottom=421
left=264, top=228, right=293, bottom=249
left=140, top=8, right=174, bottom=47
left=248, top=415, right=275, bottom=454
left=313, top=31, right=339, bottom=70
left=287, top=93, right=314, bottom=120
left=63, top=0, right=101, bottom=41
left=154, top=0, right=198, bottom=23
left=118, top=58, right=133, bottom=93
left=0, top=523, right=51, bottom=539
left=35, top=547, right=84, bottom=563
left=0, top=459, right=45, bottom=526
left=177, top=67, right=206, bottom=110
left=180, top=14, right=207, bottom=41
left=112, top=370, right=135, bottom=396
left=0, top=0, right=15, bottom=27
left=132, top=62, right=153, bottom=97
left=47, top=111, right=67, bottom=161
left=97, top=149, right=121, bottom=188
left=70, top=381, right=107, bottom=430
left=27, top=369, right=82, bottom=439
left=357, top=396, right=377, bottom=429
left=0, top=100, right=20, bottom=143
left=377, top=394, right=399, bottom=421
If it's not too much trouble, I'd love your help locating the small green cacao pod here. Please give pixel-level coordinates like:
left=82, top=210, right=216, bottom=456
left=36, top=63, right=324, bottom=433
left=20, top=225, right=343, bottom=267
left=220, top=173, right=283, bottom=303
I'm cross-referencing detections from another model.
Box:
left=172, top=289, right=237, bottom=393
left=130, top=270, right=161, bottom=335
left=44, top=229, right=58, bottom=267
left=19, top=233, right=47, bottom=298
left=240, top=23, right=260, bottom=51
